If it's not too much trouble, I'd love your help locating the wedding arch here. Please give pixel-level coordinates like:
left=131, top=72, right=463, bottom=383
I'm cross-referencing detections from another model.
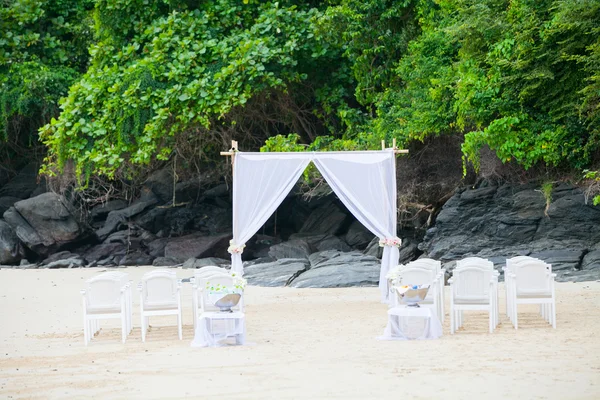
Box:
left=222, top=141, right=407, bottom=302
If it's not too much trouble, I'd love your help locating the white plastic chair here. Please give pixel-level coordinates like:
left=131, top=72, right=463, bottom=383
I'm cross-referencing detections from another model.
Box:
left=138, top=270, right=183, bottom=342
left=504, top=256, right=548, bottom=322
left=405, top=259, right=445, bottom=322
left=455, top=257, right=499, bottom=324
left=191, top=268, right=231, bottom=328
left=391, top=266, right=440, bottom=322
left=449, top=265, right=499, bottom=334
left=101, top=271, right=133, bottom=334
left=509, top=260, right=556, bottom=329
left=80, top=273, right=129, bottom=345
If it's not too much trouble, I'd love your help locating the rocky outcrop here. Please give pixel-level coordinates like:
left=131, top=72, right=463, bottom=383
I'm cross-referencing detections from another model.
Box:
left=3, top=193, right=84, bottom=256
left=244, top=258, right=309, bottom=287
left=0, top=220, right=24, bottom=264
left=96, top=189, right=158, bottom=240
left=420, top=183, right=600, bottom=281
left=163, top=233, right=230, bottom=263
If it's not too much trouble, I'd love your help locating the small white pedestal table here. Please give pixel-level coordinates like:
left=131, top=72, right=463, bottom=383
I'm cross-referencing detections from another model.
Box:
left=191, top=311, right=246, bottom=347
left=380, top=305, right=443, bottom=340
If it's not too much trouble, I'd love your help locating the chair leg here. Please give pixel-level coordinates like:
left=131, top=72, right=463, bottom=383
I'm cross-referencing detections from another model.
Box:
left=551, top=301, right=556, bottom=329
left=450, top=303, right=455, bottom=335
left=513, top=302, right=518, bottom=329
left=121, top=314, right=127, bottom=344
left=141, top=312, right=146, bottom=342
left=489, top=306, right=493, bottom=333
left=178, top=310, right=183, bottom=340
left=83, top=317, right=89, bottom=345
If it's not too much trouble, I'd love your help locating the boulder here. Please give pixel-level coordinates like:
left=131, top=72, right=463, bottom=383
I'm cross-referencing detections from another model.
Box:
left=3, top=193, right=83, bottom=255
left=299, top=201, right=349, bottom=235
left=345, top=221, right=374, bottom=250
left=420, top=183, right=600, bottom=269
left=147, top=238, right=168, bottom=258
left=143, top=168, right=174, bottom=203
left=0, top=196, right=20, bottom=216
left=0, top=220, right=24, bottom=265
left=244, top=258, right=309, bottom=287
left=41, top=251, right=80, bottom=266
left=164, top=233, right=230, bottom=263
left=118, top=251, right=154, bottom=266
left=268, top=239, right=311, bottom=260
left=96, top=189, right=158, bottom=240
left=182, top=257, right=230, bottom=269
left=152, top=256, right=182, bottom=266
left=290, top=251, right=380, bottom=288
left=0, top=163, right=39, bottom=199
left=45, top=257, right=86, bottom=269
left=314, top=235, right=351, bottom=253
left=581, top=250, right=600, bottom=271
left=84, top=242, right=126, bottom=263
left=90, top=200, right=128, bottom=220
left=364, top=237, right=383, bottom=259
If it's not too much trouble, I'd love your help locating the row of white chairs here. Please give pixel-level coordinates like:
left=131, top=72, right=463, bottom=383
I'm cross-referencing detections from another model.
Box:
left=390, top=256, right=557, bottom=334
left=80, top=266, right=240, bottom=345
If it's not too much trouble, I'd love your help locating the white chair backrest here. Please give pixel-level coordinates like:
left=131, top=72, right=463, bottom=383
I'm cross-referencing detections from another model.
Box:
left=194, top=266, right=228, bottom=279
left=452, top=266, right=493, bottom=299
left=506, top=256, right=541, bottom=268
left=396, top=266, right=436, bottom=287
left=513, top=261, right=552, bottom=293
left=456, top=257, right=494, bottom=271
left=85, top=274, right=123, bottom=309
left=141, top=270, right=178, bottom=306
left=406, top=258, right=441, bottom=273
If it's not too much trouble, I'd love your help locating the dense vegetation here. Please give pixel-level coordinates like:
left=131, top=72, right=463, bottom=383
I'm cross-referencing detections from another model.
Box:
left=1, top=0, right=599, bottom=198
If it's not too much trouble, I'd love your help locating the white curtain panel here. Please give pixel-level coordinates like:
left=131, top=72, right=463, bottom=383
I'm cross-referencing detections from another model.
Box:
left=231, top=150, right=399, bottom=302
left=231, top=153, right=311, bottom=274
left=312, top=151, right=398, bottom=302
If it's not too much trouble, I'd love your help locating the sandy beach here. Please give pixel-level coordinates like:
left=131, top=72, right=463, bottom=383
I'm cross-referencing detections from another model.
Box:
left=1, top=267, right=599, bottom=399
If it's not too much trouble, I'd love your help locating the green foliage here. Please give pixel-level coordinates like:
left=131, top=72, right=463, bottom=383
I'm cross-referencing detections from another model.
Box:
left=40, top=1, right=346, bottom=182
left=0, top=0, right=94, bottom=159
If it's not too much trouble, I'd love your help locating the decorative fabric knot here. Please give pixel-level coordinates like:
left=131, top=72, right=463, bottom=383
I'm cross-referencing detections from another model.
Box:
left=379, top=237, right=402, bottom=248
left=227, top=241, right=245, bottom=254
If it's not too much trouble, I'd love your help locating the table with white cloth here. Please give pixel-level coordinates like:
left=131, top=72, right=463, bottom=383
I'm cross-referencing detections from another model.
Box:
left=191, top=311, right=246, bottom=347
left=380, top=305, right=443, bottom=340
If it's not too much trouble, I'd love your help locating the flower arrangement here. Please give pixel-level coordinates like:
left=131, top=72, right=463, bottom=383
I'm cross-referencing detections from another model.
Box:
left=386, top=265, right=403, bottom=286
left=379, top=237, right=402, bottom=248
left=227, top=240, right=245, bottom=254
left=205, top=272, right=247, bottom=295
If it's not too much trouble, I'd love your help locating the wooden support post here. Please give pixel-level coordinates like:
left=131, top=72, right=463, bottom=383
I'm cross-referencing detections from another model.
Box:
left=381, top=140, right=385, bottom=150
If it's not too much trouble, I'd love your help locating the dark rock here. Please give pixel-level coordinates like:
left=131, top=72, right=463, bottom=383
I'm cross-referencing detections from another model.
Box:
left=291, top=251, right=380, bottom=288
left=203, top=184, right=229, bottom=199
left=84, top=243, right=126, bottom=263
left=46, top=257, right=85, bottom=269
left=136, top=203, right=231, bottom=237
left=345, top=221, right=374, bottom=250
left=314, top=235, right=351, bottom=252
left=420, top=183, right=600, bottom=267
left=144, top=168, right=174, bottom=203
left=0, top=197, right=20, bottom=216
left=90, top=200, right=128, bottom=220
left=245, top=235, right=281, bottom=259
left=582, top=250, right=600, bottom=271
left=3, top=193, right=83, bottom=255
left=182, top=257, right=230, bottom=269
left=96, top=189, right=158, bottom=240
left=526, top=249, right=585, bottom=271
left=152, top=256, right=182, bottom=266
left=147, top=238, right=168, bottom=258
left=119, top=251, right=154, bottom=266
left=268, top=239, right=311, bottom=260
left=164, top=233, right=230, bottom=262
left=244, top=258, right=309, bottom=287
left=299, top=201, right=349, bottom=235
left=364, top=237, right=383, bottom=259
left=398, top=241, right=420, bottom=265
left=0, top=163, right=39, bottom=199
left=41, top=251, right=79, bottom=266
left=0, top=220, right=24, bottom=265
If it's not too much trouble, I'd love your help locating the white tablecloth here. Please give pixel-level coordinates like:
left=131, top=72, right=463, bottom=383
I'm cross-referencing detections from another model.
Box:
left=379, top=306, right=443, bottom=340
left=191, top=312, right=246, bottom=347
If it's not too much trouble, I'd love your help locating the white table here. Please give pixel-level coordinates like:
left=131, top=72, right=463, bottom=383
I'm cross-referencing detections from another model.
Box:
left=191, top=311, right=246, bottom=347
left=380, top=305, right=443, bottom=340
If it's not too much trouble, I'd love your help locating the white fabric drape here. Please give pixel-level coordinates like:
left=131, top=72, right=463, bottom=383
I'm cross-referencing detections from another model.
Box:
left=231, top=153, right=311, bottom=274
left=230, top=150, right=399, bottom=301
left=379, top=306, right=443, bottom=340
left=312, top=152, right=398, bottom=302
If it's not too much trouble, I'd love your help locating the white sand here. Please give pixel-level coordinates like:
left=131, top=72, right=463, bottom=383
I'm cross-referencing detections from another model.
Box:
left=0, top=267, right=599, bottom=399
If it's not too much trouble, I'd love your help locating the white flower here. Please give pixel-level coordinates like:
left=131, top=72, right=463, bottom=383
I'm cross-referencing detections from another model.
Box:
left=379, top=237, right=402, bottom=248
